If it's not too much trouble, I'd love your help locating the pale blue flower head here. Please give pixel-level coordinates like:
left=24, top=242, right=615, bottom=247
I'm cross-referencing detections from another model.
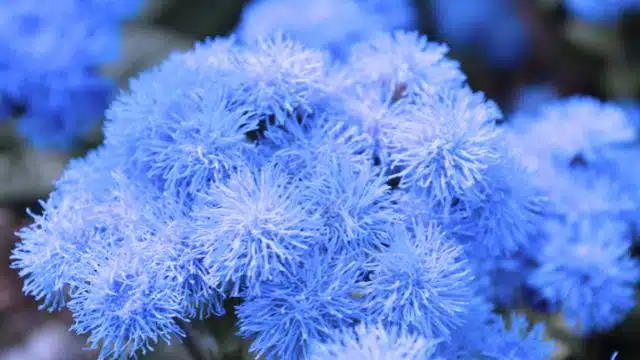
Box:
left=362, top=220, right=474, bottom=338
left=265, top=117, right=375, bottom=178
left=11, top=147, right=123, bottom=311
left=311, top=323, right=442, bottom=360
left=236, top=250, right=364, bottom=360
left=382, top=85, right=503, bottom=204
left=529, top=220, right=639, bottom=334
left=343, top=31, right=465, bottom=93
left=437, top=303, right=555, bottom=360
left=303, top=159, right=403, bottom=257
left=509, top=96, right=636, bottom=170
left=192, top=162, right=323, bottom=296
left=104, top=44, right=261, bottom=200
left=68, top=241, right=187, bottom=360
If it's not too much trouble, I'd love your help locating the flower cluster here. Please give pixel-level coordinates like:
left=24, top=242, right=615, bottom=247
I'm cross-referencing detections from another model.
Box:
left=11, top=23, right=640, bottom=360
left=506, top=95, right=640, bottom=334
left=0, top=0, right=142, bottom=150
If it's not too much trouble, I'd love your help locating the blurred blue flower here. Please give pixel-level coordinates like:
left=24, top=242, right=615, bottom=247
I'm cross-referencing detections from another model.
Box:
left=236, top=0, right=415, bottom=58
left=437, top=298, right=554, bottom=359
left=565, top=0, right=640, bottom=23
left=431, top=0, right=531, bottom=68
left=529, top=220, right=639, bottom=334
left=480, top=314, right=556, bottom=359
left=507, top=96, right=636, bottom=171
left=511, top=84, right=559, bottom=116
left=0, top=0, right=141, bottom=149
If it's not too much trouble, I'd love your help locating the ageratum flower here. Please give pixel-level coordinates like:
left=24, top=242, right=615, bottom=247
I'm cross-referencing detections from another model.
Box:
left=382, top=85, right=503, bottom=204
left=104, top=48, right=261, bottom=200
left=455, top=155, right=548, bottom=255
left=438, top=299, right=555, bottom=360
left=12, top=29, right=582, bottom=360
left=344, top=31, right=465, bottom=93
left=529, top=220, right=639, bottom=334
left=303, top=159, right=403, bottom=256
left=231, top=33, right=333, bottom=120
left=362, top=220, right=474, bottom=338
left=508, top=96, right=636, bottom=169
left=310, top=323, right=441, bottom=360
left=192, top=162, right=323, bottom=296
left=480, top=314, right=556, bottom=359
left=236, top=250, right=364, bottom=360
left=264, top=117, right=375, bottom=179
left=11, top=147, right=123, bottom=311
left=67, top=241, right=187, bottom=360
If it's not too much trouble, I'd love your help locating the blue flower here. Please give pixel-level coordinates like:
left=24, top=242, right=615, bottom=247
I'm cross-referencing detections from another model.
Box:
left=455, top=155, right=548, bottom=255
left=508, top=96, right=636, bottom=169
left=303, top=159, right=402, bottom=256
left=236, top=0, right=414, bottom=58
left=480, top=314, right=556, bottom=360
left=236, top=250, right=364, bottom=360
left=438, top=303, right=555, bottom=360
left=0, top=0, right=140, bottom=149
left=12, top=24, right=616, bottom=360
left=310, top=323, right=441, bottom=360
left=175, top=33, right=335, bottom=124
left=192, top=162, right=323, bottom=296
left=81, top=0, right=144, bottom=20
left=67, top=242, right=187, bottom=360
left=335, top=83, right=415, bottom=158
left=230, top=33, right=333, bottom=119
left=265, top=118, right=375, bottom=178
left=541, top=167, right=638, bottom=225
left=104, top=49, right=260, bottom=200
left=511, top=84, right=559, bottom=116
left=10, top=147, right=122, bottom=311
left=431, top=0, right=531, bottom=68
left=344, top=31, right=465, bottom=93
left=382, top=85, right=503, bottom=204
left=528, top=220, right=639, bottom=334
left=16, top=72, right=112, bottom=151
left=565, top=0, right=638, bottom=23
left=362, top=220, right=474, bottom=338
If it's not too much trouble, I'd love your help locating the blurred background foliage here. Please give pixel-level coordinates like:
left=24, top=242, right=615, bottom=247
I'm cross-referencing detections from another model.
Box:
left=0, top=0, right=638, bottom=359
